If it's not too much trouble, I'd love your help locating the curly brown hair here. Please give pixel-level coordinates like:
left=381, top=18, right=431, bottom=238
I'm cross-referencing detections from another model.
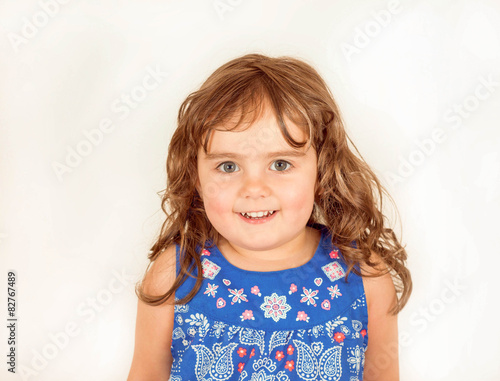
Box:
left=135, top=53, right=412, bottom=315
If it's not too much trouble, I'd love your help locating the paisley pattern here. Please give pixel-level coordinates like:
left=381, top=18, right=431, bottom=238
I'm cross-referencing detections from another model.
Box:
left=170, top=224, right=368, bottom=380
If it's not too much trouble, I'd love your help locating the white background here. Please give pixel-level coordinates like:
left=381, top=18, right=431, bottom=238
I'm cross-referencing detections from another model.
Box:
left=1, top=0, right=499, bottom=380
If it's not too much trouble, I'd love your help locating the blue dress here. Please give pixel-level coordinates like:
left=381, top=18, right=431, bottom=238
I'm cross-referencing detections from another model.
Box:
left=170, top=223, right=368, bottom=381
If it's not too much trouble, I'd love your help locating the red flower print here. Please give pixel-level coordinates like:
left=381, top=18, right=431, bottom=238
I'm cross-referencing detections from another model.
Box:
left=240, top=310, right=254, bottom=321
left=251, top=286, right=260, bottom=295
left=201, top=249, right=210, bottom=256
left=289, top=283, right=297, bottom=293
left=250, top=348, right=255, bottom=358
left=361, top=329, right=367, bottom=337
left=275, top=350, right=285, bottom=361
left=329, top=249, right=339, bottom=259
left=296, top=311, right=309, bottom=322
left=285, top=360, right=295, bottom=371
left=287, top=344, right=294, bottom=355
left=237, top=347, right=247, bottom=357
left=334, top=332, right=345, bottom=343
left=238, top=362, right=245, bottom=373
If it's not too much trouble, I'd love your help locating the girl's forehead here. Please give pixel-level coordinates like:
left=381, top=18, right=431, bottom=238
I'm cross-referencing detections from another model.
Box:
left=201, top=110, right=309, bottom=154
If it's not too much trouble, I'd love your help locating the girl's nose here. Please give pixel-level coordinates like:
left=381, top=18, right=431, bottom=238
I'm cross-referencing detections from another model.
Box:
left=240, top=173, right=271, bottom=199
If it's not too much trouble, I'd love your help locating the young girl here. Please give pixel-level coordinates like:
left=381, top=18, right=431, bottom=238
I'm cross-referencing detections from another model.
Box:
left=127, top=53, right=412, bottom=381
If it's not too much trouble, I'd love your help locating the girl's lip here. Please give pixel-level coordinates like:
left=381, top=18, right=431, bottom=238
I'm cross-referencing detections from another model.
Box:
left=237, top=210, right=278, bottom=224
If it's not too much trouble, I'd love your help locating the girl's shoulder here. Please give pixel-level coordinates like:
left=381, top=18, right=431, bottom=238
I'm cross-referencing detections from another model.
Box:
left=360, top=250, right=398, bottom=314
left=142, top=244, right=178, bottom=296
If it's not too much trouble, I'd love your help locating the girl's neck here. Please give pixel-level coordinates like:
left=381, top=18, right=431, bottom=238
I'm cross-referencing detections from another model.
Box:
left=216, top=226, right=321, bottom=272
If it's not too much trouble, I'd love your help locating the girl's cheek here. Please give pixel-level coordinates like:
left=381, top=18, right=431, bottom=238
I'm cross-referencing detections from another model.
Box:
left=206, top=201, right=226, bottom=218
left=201, top=178, right=231, bottom=200
left=202, top=183, right=233, bottom=211
left=281, top=181, right=315, bottom=201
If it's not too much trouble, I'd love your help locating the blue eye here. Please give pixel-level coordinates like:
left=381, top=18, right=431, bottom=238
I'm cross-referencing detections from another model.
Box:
left=271, top=160, right=291, bottom=171
left=217, top=162, right=239, bottom=173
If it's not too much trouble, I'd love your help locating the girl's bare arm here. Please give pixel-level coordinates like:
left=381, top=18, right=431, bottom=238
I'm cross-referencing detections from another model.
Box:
left=127, top=245, right=177, bottom=381
left=362, top=250, right=400, bottom=381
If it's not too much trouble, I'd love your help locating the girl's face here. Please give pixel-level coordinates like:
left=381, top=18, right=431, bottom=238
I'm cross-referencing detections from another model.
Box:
left=196, top=106, right=318, bottom=254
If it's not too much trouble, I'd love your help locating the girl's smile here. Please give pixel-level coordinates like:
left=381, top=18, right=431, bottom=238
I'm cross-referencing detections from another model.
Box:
left=237, top=209, right=278, bottom=224
left=196, top=103, right=319, bottom=265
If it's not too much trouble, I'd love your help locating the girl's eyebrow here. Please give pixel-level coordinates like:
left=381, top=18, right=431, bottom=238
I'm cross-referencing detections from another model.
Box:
left=204, top=150, right=306, bottom=160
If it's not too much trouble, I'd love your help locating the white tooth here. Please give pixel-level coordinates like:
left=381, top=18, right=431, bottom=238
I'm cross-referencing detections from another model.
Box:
left=241, top=210, right=275, bottom=218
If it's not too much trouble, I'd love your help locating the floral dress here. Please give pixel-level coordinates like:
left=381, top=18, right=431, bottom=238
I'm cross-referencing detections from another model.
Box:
left=170, top=223, right=368, bottom=381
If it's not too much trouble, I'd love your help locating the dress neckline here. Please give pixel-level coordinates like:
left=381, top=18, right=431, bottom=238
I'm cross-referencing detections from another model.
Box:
left=208, top=223, right=329, bottom=275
